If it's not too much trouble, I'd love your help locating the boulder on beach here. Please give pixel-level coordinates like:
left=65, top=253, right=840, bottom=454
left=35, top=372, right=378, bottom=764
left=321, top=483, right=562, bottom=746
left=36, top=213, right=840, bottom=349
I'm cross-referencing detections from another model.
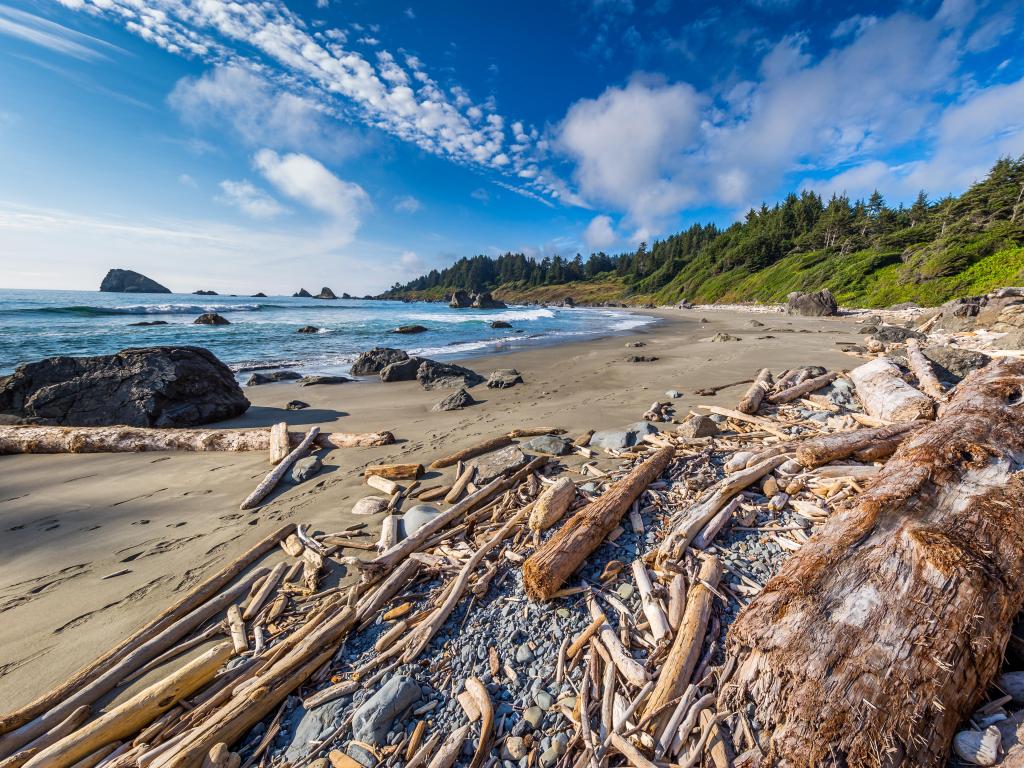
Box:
left=352, top=496, right=389, bottom=516
left=314, top=287, right=338, bottom=299
left=285, top=455, right=322, bottom=485
left=416, top=360, right=483, bottom=390
left=590, top=421, right=658, bottom=451
left=523, top=434, right=571, bottom=455
left=431, top=387, right=476, bottom=411
left=487, top=368, right=523, bottom=388
left=626, top=355, right=659, bottom=362
left=351, top=347, right=409, bottom=376
left=678, top=414, right=719, bottom=438
left=286, top=400, right=309, bottom=410
left=469, top=444, right=527, bottom=483
left=472, top=291, right=506, bottom=309
left=391, top=325, right=427, bottom=334
left=351, top=675, right=420, bottom=746
left=100, top=269, right=171, bottom=294
left=380, top=357, right=424, bottom=382
left=0, top=346, right=249, bottom=427
left=296, top=325, right=319, bottom=334
left=709, top=333, right=740, bottom=342
left=871, top=325, right=926, bottom=343
left=449, top=290, right=472, bottom=308
left=786, top=289, right=838, bottom=317
left=298, top=375, right=351, bottom=386
left=194, top=313, right=230, bottom=325
left=293, top=288, right=313, bottom=298
left=246, top=371, right=302, bottom=386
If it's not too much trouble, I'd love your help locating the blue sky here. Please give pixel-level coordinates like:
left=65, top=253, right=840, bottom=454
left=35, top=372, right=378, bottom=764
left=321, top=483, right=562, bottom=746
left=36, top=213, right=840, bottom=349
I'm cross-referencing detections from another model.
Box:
left=0, top=0, right=1021, bottom=295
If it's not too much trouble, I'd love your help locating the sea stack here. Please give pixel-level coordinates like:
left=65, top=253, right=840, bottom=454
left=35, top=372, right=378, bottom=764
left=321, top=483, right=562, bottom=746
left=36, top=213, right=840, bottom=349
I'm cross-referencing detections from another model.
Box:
left=314, top=287, right=338, bottom=299
left=99, top=269, right=171, bottom=294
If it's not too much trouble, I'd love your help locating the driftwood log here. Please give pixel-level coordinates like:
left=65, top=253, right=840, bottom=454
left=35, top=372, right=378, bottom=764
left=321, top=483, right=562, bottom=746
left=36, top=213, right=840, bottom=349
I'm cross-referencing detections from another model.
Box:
left=524, top=446, right=674, bottom=600
left=794, top=421, right=923, bottom=469
left=768, top=371, right=837, bottom=405
left=849, top=357, right=934, bottom=422
left=429, top=435, right=513, bottom=469
left=0, top=426, right=394, bottom=455
left=240, top=427, right=319, bottom=510
left=906, top=338, right=946, bottom=401
left=722, top=358, right=1024, bottom=766
left=737, top=369, right=773, bottom=414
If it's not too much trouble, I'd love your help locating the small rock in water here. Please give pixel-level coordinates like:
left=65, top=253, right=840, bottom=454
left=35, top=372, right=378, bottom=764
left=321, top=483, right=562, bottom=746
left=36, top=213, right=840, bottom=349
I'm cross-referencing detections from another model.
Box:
left=296, top=325, right=319, bottom=334
left=194, top=312, right=230, bottom=325
left=392, top=325, right=428, bottom=334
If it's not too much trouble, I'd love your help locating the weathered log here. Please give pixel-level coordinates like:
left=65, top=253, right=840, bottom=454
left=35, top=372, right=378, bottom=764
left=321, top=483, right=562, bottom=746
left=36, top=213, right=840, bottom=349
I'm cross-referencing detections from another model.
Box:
left=524, top=447, right=674, bottom=601
left=906, top=338, right=946, bottom=401
left=794, top=421, right=923, bottom=468
left=0, top=706, right=91, bottom=768
left=428, top=435, right=514, bottom=469
left=849, top=356, right=934, bottom=422
left=0, top=426, right=392, bottom=455
left=239, top=427, right=319, bottom=510
left=268, top=422, right=290, bottom=465
left=444, top=464, right=476, bottom=504
left=364, top=463, right=423, bottom=480
left=23, top=643, right=233, bottom=768
left=643, top=556, right=721, bottom=739
left=768, top=371, right=837, bottom=404
left=736, top=369, right=773, bottom=414
left=465, top=678, right=493, bottom=768
left=722, top=358, right=1024, bottom=766
left=529, top=477, right=576, bottom=532
left=632, top=561, right=671, bottom=642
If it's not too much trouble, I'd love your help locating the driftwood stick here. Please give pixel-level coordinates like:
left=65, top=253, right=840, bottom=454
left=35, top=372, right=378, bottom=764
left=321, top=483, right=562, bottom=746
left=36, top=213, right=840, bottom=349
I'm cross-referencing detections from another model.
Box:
left=0, top=706, right=91, bottom=768
left=524, top=447, right=674, bottom=600
left=609, top=733, right=657, bottom=768
left=240, top=427, right=319, bottom=510
left=465, top=677, right=493, bottom=768
left=365, top=464, right=423, bottom=480
left=444, top=465, right=476, bottom=504
left=587, top=596, right=648, bottom=687
left=794, top=421, right=923, bottom=469
left=426, top=724, right=471, bottom=768
left=695, top=406, right=789, bottom=439
left=767, top=371, right=837, bottom=404
left=906, top=338, right=946, bottom=401
left=241, top=562, right=287, bottom=621
left=631, top=561, right=671, bottom=642
left=736, top=368, right=773, bottom=414
left=723, top=359, right=1024, bottom=765
left=429, top=436, right=514, bottom=469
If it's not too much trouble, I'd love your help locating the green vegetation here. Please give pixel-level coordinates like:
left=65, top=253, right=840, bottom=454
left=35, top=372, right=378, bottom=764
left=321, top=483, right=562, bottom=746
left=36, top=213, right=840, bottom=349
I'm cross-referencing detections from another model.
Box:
left=384, top=157, right=1024, bottom=308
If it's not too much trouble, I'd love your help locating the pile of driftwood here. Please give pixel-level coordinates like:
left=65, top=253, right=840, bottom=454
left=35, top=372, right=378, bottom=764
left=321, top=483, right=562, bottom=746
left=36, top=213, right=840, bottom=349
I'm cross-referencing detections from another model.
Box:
left=2, top=347, right=1024, bottom=768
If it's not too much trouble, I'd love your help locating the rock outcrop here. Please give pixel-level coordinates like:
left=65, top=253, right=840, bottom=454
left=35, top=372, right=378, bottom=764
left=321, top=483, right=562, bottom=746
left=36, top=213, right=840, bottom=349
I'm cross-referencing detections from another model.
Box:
left=380, top=357, right=424, bottom=382
left=431, top=387, right=476, bottom=411
left=472, top=292, right=507, bottom=309
left=194, top=313, right=230, bottom=325
left=314, top=287, right=338, bottom=299
left=99, top=269, right=171, bottom=294
left=193, top=290, right=218, bottom=296
left=351, top=348, right=409, bottom=376
left=786, top=289, right=838, bottom=316
left=416, top=360, right=483, bottom=390
left=449, top=290, right=472, bottom=308
left=0, top=346, right=249, bottom=427
left=293, top=289, right=313, bottom=298
left=392, top=325, right=427, bottom=334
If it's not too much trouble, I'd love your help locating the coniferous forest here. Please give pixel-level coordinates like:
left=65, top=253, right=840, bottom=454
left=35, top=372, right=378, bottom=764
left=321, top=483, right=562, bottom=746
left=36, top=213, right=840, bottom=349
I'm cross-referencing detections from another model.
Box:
left=384, top=157, right=1024, bottom=308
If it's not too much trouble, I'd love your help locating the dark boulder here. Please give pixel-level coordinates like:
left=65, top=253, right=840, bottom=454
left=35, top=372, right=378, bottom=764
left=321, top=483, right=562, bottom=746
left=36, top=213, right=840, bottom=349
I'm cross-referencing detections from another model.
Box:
left=471, top=292, right=506, bottom=309
left=380, top=357, right=424, bottom=382
left=871, top=325, right=925, bottom=343
left=298, top=375, right=351, bottom=386
left=786, top=289, right=838, bottom=317
left=490, top=320, right=512, bottom=329
left=314, top=287, right=338, bottom=299
left=194, top=313, right=230, bottom=325
left=296, top=326, right=319, bottom=334
left=286, top=400, right=309, bottom=410
left=449, top=290, right=472, bottom=308
left=392, top=325, right=427, bottom=334
left=129, top=320, right=169, bottom=327
left=193, top=290, right=218, bottom=296
left=293, top=288, right=313, bottom=298
left=246, top=370, right=302, bottom=386
left=486, top=369, right=523, bottom=388
left=561, top=297, right=576, bottom=308
left=0, top=346, right=249, bottom=427
left=350, top=347, right=409, bottom=376
left=251, top=292, right=267, bottom=298
left=431, top=388, right=477, bottom=411
left=416, top=360, right=483, bottom=390
left=100, top=269, right=171, bottom=294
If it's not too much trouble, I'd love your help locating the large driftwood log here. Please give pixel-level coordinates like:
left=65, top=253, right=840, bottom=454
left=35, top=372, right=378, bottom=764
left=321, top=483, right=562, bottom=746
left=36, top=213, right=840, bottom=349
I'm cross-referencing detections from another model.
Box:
left=736, top=369, right=773, bottom=414
left=0, top=426, right=393, bottom=455
left=849, top=357, right=934, bottom=422
left=767, top=371, right=837, bottom=405
left=428, top=435, right=514, bottom=469
left=524, top=446, right=674, bottom=600
left=239, top=427, right=319, bottom=510
left=794, top=421, right=923, bottom=469
left=906, top=338, right=946, bottom=401
left=722, top=358, right=1024, bottom=767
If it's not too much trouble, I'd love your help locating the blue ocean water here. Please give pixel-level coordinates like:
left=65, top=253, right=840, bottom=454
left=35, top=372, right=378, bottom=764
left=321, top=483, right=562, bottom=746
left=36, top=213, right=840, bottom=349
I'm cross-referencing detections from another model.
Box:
left=0, top=289, right=652, bottom=377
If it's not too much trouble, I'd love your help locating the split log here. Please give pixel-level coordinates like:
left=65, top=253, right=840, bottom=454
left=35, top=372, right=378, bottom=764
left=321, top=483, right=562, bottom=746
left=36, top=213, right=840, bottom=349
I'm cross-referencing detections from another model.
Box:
left=444, top=465, right=476, bottom=504
left=632, top=561, right=671, bottom=642
left=0, top=426, right=391, bottom=455
left=587, top=596, right=649, bottom=687
left=364, top=464, right=423, bottom=480
left=849, top=357, right=934, bottom=422
left=268, top=423, right=290, bottom=465
left=794, top=421, right=923, bottom=469
left=643, top=556, right=721, bottom=739
left=529, top=477, right=576, bottom=532
left=239, top=427, right=319, bottom=510
left=906, top=338, right=946, bottom=401
left=736, top=369, right=773, bottom=414
left=722, top=358, right=1024, bottom=766
left=0, top=550, right=274, bottom=755
left=768, top=371, right=837, bottom=404
left=428, top=435, right=513, bottom=469
left=524, top=447, right=674, bottom=600
left=23, top=643, right=233, bottom=768
left=465, top=678, right=493, bottom=768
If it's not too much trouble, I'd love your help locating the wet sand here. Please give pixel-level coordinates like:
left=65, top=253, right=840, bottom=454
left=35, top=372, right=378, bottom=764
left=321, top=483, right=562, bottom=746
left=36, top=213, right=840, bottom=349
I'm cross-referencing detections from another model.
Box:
left=0, top=306, right=864, bottom=708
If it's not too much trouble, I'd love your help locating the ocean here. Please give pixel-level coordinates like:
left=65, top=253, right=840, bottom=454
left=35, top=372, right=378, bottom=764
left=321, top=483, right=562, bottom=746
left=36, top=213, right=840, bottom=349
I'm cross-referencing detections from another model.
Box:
left=0, top=289, right=653, bottom=377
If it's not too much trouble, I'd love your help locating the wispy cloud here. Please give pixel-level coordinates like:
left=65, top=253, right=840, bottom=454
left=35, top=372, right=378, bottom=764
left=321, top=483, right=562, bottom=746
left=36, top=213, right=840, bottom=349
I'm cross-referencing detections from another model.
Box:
left=216, top=180, right=286, bottom=219
left=0, top=5, right=119, bottom=61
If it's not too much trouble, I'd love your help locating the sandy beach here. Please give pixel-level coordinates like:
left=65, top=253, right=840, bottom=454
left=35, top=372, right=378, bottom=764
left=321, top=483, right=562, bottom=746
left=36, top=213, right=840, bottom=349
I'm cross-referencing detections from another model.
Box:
left=0, top=306, right=864, bottom=709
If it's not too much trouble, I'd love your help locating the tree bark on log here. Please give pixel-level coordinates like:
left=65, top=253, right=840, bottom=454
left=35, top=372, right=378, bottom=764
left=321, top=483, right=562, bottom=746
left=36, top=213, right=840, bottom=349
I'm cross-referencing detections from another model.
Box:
left=0, top=426, right=393, bottom=455
left=523, top=446, right=674, bottom=601
left=849, top=357, right=935, bottom=422
left=794, top=422, right=923, bottom=469
left=906, top=338, right=946, bottom=401
left=737, top=369, right=773, bottom=414
left=721, top=358, right=1024, bottom=767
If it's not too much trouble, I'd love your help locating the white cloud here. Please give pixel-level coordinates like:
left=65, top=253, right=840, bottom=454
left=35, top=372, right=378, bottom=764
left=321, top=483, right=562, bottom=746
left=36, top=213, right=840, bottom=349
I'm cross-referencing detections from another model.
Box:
left=470, top=188, right=490, bottom=203
left=831, top=15, right=878, bottom=40
left=178, top=173, right=197, bottom=188
left=253, top=149, right=369, bottom=239
left=217, top=180, right=286, bottom=219
left=394, top=195, right=422, bottom=213
left=0, top=5, right=120, bottom=61
left=583, top=215, right=617, bottom=250
left=399, top=250, right=425, bottom=271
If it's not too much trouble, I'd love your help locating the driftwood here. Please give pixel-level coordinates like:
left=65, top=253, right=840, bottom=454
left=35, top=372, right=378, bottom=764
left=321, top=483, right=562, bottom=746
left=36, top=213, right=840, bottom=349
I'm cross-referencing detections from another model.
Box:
left=465, top=678, right=493, bottom=768
left=768, top=371, right=837, bottom=404
left=240, top=427, right=319, bottom=510
left=849, top=357, right=934, bottom=422
left=0, top=706, right=91, bottom=768
left=644, top=556, right=721, bottom=738
left=736, top=369, right=772, bottom=414
left=722, top=359, right=1024, bottom=766
left=268, top=423, right=290, bottom=465
left=23, top=643, right=233, bottom=768
left=444, top=465, right=476, bottom=504
left=906, top=338, right=946, bottom=401
left=428, top=435, right=514, bottom=469
left=364, top=464, right=423, bottom=480
left=794, top=421, right=923, bottom=469
left=529, top=477, right=576, bottom=532
left=524, top=447, right=674, bottom=601
left=0, top=426, right=392, bottom=455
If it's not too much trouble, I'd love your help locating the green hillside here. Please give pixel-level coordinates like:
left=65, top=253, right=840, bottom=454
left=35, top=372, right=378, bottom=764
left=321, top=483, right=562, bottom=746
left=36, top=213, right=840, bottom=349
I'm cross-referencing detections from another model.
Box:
left=384, top=157, right=1024, bottom=308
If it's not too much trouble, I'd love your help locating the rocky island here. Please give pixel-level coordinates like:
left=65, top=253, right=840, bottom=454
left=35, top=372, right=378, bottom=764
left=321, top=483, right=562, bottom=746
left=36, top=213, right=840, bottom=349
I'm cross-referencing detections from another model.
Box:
left=99, top=268, right=171, bottom=294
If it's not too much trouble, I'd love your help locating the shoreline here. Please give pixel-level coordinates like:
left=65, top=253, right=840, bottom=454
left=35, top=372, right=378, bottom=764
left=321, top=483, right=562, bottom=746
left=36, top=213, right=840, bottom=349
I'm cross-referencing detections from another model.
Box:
left=0, top=306, right=865, bottom=709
